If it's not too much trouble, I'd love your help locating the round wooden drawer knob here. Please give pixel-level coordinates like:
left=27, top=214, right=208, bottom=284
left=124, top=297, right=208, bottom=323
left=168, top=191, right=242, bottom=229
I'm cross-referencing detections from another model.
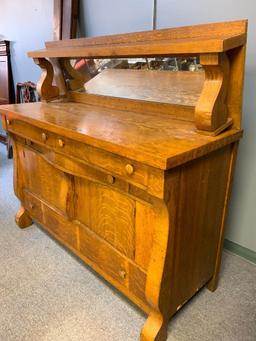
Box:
left=6, top=119, right=11, bottom=126
left=106, top=174, right=115, bottom=184
left=125, top=164, right=134, bottom=175
left=29, top=203, right=35, bottom=210
left=58, top=139, right=65, bottom=147
left=42, top=132, right=47, bottom=142
left=119, top=270, right=126, bottom=279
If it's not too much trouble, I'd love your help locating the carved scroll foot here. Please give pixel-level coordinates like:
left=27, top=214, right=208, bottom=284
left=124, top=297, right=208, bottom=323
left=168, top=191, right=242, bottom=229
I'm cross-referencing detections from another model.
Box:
left=140, top=312, right=168, bottom=341
left=15, top=206, right=33, bottom=229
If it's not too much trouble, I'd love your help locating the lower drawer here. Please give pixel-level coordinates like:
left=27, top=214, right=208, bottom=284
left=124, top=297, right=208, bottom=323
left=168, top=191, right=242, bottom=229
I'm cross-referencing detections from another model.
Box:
left=43, top=205, right=78, bottom=250
left=23, top=190, right=43, bottom=224
left=23, top=190, right=78, bottom=250
left=78, top=223, right=147, bottom=304
left=79, top=223, right=129, bottom=286
left=22, top=191, right=148, bottom=309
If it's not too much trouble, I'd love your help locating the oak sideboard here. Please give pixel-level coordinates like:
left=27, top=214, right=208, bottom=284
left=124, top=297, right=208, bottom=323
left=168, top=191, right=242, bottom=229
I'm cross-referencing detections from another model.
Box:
left=0, top=20, right=247, bottom=340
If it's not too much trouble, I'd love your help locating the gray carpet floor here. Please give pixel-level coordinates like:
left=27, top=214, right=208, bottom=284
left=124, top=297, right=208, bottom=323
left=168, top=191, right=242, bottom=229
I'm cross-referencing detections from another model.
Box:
left=0, top=143, right=256, bottom=341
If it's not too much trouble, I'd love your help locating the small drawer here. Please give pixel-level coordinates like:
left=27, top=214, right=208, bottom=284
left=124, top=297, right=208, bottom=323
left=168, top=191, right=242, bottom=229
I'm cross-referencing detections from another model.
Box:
left=90, top=149, right=148, bottom=186
left=59, top=137, right=149, bottom=188
left=6, top=119, right=56, bottom=148
left=23, top=190, right=43, bottom=222
left=53, top=137, right=164, bottom=197
left=7, top=119, right=147, bottom=187
left=43, top=205, right=78, bottom=250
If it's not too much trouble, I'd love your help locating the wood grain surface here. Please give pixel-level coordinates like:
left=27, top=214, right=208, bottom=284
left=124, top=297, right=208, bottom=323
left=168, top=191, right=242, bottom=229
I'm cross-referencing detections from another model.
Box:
left=0, top=102, right=242, bottom=170
left=0, top=19, right=247, bottom=341
left=28, top=20, right=247, bottom=58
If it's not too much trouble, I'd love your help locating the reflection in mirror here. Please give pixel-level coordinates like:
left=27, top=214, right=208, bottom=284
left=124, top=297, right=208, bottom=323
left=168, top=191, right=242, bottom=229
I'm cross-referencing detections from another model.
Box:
left=63, top=57, right=204, bottom=106
left=72, top=57, right=202, bottom=74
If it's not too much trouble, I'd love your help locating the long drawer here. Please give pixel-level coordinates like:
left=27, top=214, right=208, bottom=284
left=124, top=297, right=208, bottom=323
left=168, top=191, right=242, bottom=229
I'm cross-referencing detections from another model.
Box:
left=6, top=118, right=164, bottom=198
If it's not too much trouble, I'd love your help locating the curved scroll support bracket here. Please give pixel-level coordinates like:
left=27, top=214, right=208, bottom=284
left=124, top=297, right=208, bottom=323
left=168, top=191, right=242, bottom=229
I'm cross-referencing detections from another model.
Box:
left=34, top=58, right=60, bottom=101
left=60, top=58, right=92, bottom=91
left=49, top=58, right=68, bottom=97
left=195, top=53, right=232, bottom=135
left=140, top=198, right=173, bottom=341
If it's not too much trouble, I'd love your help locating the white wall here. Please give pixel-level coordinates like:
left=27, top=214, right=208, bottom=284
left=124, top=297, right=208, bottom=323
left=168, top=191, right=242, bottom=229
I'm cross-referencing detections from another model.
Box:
left=0, top=0, right=53, bottom=86
left=78, top=0, right=153, bottom=36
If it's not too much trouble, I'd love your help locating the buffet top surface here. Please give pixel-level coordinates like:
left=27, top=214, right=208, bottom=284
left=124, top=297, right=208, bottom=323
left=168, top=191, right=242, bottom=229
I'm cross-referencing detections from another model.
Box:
left=0, top=101, right=242, bottom=170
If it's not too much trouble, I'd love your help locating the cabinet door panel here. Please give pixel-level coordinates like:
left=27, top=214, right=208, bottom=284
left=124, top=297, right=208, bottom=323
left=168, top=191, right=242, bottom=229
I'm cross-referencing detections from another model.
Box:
left=17, top=144, right=70, bottom=213
left=75, top=177, right=135, bottom=258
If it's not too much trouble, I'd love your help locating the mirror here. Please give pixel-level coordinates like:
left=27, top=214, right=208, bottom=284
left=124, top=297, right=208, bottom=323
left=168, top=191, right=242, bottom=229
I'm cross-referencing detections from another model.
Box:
left=61, top=57, right=204, bottom=107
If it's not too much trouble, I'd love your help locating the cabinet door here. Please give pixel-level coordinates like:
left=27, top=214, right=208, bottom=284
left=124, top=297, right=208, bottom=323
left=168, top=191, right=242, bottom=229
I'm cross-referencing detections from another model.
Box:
left=16, top=144, right=70, bottom=213
left=75, top=177, right=136, bottom=258
left=16, top=142, right=155, bottom=270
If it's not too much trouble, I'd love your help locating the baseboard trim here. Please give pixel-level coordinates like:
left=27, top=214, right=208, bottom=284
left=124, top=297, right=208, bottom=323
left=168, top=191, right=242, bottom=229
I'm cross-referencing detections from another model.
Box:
left=224, top=239, right=256, bottom=264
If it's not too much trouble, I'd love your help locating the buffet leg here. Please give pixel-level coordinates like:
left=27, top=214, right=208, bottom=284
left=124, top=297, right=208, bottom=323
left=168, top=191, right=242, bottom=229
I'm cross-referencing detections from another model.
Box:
left=207, top=143, right=238, bottom=292
left=140, top=311, right=168, bottom=341
left=15, top=206, right=33, bottom=229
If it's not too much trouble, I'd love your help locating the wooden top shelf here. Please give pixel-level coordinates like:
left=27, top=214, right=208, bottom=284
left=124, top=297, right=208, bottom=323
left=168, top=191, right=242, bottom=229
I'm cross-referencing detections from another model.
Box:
left=0, top=102, right=242, bottom=169
left=28, top=20, right=247, bottom=59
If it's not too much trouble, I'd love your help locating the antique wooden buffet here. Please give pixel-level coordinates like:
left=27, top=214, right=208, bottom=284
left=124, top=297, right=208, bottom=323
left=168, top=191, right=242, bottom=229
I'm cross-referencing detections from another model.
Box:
left=0, top=20, right=247, bottom=340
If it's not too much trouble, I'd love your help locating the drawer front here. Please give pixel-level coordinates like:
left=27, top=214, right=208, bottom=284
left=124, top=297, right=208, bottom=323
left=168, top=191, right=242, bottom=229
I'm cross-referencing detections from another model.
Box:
left=23, top=190, right=43, bottom=222
left=43, top=205, right=78, bottom=250
left=79, top=223, right=147, bottom=303
left=7, top=119, right=164, bottom=198
left=7, top=119, right=57, bottom=148
left=79, top=223, right=129, bottom=286
left=23, top=190, right=78, bottom=250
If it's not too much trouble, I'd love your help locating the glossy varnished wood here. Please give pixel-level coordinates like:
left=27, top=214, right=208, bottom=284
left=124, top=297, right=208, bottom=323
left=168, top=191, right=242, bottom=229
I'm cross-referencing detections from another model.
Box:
left=28, top=20, right=247, bottom=59
left=15, top=206, right=33, bottom=228
left=0, top=20, right=247, bottom=341
left=27, top=20, right=247, bottom=135
left=4, top=124, right=242, bottom=340
left=45, top=19, right=247, bottom=49
left=0, top=102, right=242, bottom=170
left=33, top=58, right=59, bottom=100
